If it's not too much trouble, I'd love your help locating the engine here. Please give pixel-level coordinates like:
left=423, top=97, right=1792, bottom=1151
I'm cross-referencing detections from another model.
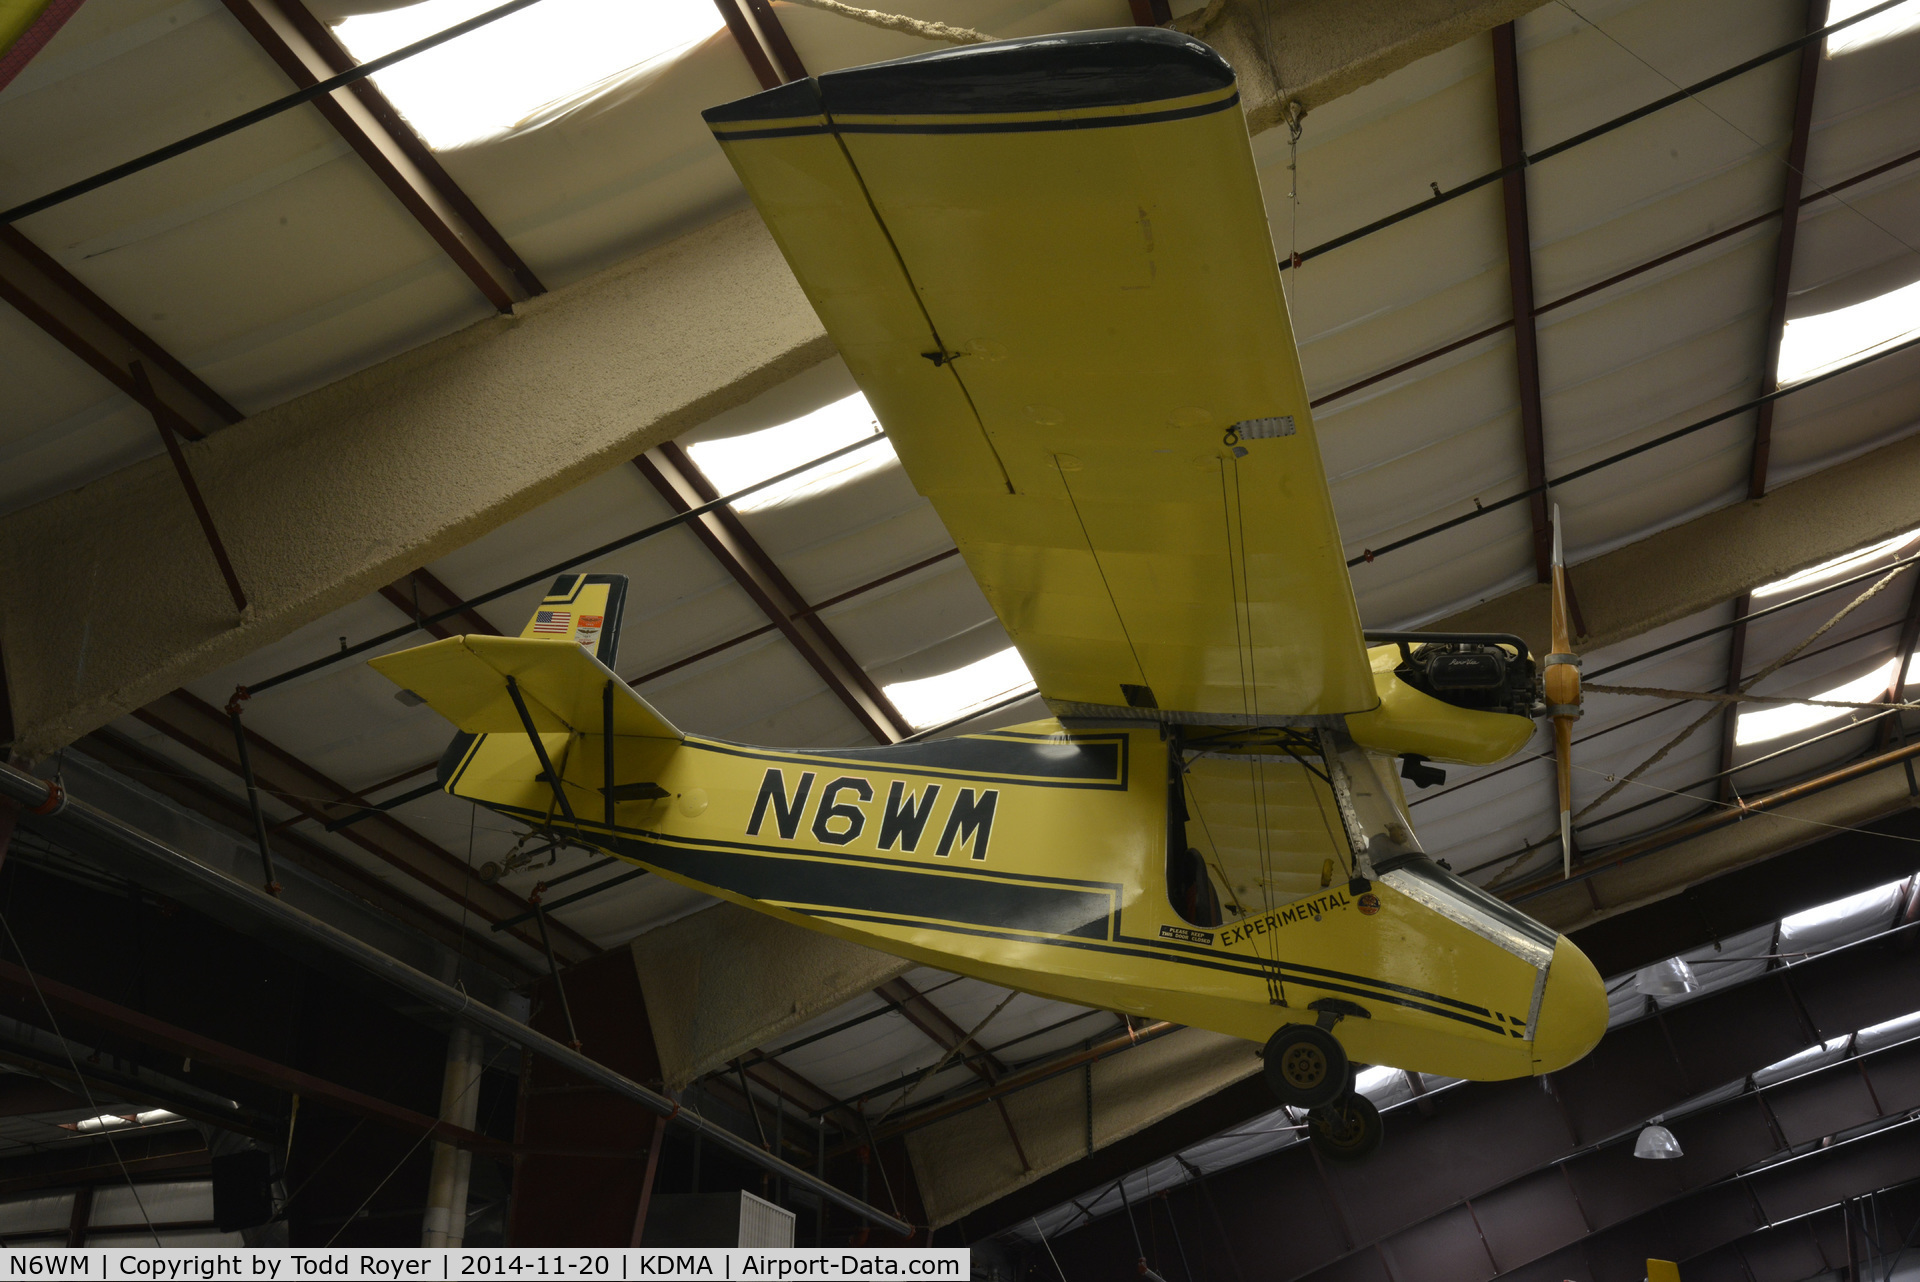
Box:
left=1394, top=640, right=1539, bottom=718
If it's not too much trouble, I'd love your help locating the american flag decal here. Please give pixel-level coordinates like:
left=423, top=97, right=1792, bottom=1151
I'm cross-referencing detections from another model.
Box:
left=532, top=610, right=571, bottom=634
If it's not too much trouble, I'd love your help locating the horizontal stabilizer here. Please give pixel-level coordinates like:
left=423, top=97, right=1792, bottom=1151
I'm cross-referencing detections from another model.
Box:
left=369, top=636, right=680, bottom=739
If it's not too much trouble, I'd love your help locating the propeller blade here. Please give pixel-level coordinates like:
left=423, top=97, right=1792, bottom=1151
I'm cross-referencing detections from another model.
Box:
left=1544, top=505, right=1582, bottom=879
left=1554, top=715, right=1574, bottom=879
left=1550, top=504, right=1573, bottom=658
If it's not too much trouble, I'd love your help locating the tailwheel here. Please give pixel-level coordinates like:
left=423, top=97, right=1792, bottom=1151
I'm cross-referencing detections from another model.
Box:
left=1262, top=1025, right=1349, bottom=1108
left=1307, top=1092, right=1383, bottom=1162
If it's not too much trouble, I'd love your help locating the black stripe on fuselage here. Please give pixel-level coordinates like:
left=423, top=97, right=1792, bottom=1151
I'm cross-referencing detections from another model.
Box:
left=798, top=908, right=1508, bottom=1037
left=681, top=733, right=1129, bottom=790
left=610, top=832, right=1117, bottom=941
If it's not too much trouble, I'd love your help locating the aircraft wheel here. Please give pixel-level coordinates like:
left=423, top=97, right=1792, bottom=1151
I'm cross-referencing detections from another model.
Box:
left=1262, top=1025, right=1349, bottom=1108
left=1307, top=1092, right=1383, bottom=1162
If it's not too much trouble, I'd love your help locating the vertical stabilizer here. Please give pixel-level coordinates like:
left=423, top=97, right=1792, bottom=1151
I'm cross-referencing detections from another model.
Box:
left=521, top=574, right=628, bottom=668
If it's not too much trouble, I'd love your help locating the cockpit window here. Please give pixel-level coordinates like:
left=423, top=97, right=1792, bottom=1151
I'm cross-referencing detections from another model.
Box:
left=1379, top=856, right=1558, bottom=967
left=1174, top=750, right=1353, bottom=925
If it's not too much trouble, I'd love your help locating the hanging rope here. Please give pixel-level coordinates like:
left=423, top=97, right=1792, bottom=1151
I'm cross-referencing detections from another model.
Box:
left=1584, top=682, right=1920, bottom=711
left=875, top=988, right=1019, bottom=1123
left=779, top=0, right=991, bottom=44
left=1575, top=561, right=1911, bottom=819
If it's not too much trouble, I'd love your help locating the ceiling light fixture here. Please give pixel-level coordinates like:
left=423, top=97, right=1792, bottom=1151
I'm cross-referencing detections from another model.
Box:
left=1633, top=1122, right=1683, bottom=1159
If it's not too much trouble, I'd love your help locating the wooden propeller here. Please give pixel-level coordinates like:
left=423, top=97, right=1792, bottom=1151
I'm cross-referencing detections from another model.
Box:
left=1544, top=507, right=1583, bottom=878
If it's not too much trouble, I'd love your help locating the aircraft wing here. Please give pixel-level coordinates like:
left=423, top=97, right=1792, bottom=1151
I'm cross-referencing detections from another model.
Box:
left=369, top=636, right=681, bottom=739
left=705, top=29, right=1374, bottom=723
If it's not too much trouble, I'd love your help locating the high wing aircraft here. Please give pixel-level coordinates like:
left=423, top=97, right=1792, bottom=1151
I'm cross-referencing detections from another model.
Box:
left=369, top=28, right=1607, bottom=1162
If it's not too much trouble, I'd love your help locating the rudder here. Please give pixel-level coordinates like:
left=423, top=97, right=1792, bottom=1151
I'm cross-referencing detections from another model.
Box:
left=522, top=574, right=627, bottom=668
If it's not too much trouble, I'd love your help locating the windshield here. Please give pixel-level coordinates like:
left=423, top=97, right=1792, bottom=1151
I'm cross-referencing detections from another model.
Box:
left=1380, top=856, right=1557, bottom=968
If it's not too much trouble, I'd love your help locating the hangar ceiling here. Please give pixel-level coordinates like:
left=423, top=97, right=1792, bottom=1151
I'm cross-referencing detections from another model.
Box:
left=2, top=0, right=1920, bottom=1263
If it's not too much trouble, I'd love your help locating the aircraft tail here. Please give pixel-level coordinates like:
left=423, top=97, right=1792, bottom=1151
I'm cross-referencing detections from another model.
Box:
left=520, top=573, right=628, bottom=669
left=370, top=571, right=681, bottom=741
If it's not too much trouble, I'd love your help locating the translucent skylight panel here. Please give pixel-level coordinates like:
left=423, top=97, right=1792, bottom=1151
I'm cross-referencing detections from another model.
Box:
left=332, top=0, right=721, bottom=149
left=1753, top=528, right=1918, bottom=598
left=1827, top=0, right=1920, bottom=54
left=884, top=647, right=1035, bottom=730
left=1735, top=658, right=1896, bottom=744
left=1776, top=277, right=1920, bottom=386
left=685, top=393, right=896, bottom=513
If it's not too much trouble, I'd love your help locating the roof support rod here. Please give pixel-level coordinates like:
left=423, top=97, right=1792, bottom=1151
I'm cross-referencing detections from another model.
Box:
left=0, top=759, right=914, bottom=1238
left=1277, top=0, right=1905, bottom=271
left=217, top=0, right=543, bottom=312
left=1716, top=0, right=1829, bottom=798
left=130, top=363, right=247, bottom=614
left=1490, top=22, right=1552, bottom=587
left=635, top=445, right=912, bottom=744
left=1309, top=141, right=1920, bottom=412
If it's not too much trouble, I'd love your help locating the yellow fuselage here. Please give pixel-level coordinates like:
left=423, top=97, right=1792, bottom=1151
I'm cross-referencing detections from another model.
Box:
left=444, top=714, right=1605, bottom=1083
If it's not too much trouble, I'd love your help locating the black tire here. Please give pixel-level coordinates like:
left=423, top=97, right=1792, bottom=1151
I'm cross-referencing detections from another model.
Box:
left=1262, top=1024, right=1350, bottom=1108
left=1308, top=1092, right=1383, bottom=1162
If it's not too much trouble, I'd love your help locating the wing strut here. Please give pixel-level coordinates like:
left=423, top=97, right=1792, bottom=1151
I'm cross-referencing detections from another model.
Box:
left=505, top=674, right=580, bottom=832
left=602, top=679, right=616, bottom=833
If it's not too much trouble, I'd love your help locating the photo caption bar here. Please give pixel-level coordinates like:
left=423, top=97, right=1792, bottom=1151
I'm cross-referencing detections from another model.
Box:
left=0, top=1251, right=968, bottom=1282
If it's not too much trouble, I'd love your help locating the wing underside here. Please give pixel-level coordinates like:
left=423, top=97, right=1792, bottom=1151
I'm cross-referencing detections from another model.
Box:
left=706, top=30, right=1373, bottom=724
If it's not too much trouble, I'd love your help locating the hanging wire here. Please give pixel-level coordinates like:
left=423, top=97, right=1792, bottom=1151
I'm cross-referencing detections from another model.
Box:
left=0, top=911, right=159, bottom=1245
left=1554, top=0, right=1920, bottom=267
left=321, top=1042, right=509, bottom=1246
left=1576, top=560, right=1910, bottom=819
left=1030, top=1216, right=1070, bottom=1282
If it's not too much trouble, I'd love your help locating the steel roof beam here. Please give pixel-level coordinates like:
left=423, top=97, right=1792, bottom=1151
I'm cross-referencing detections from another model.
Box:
left=635, top=445, right=912, bottom=744
left=741, top=0, right=807, bottom=84
left=712, top=0, right=781, bottom=91
left=1491, top=22, right=1552, bottom=586
left=1747, top=0, right=1828, bottom=504
left=130, top=688, right=598, bottom=964
left=217, top=0, right=543, bottom=313
left=0, top=226, right=239, bottom=441
left=1713, top=0, right=1828, bottom=808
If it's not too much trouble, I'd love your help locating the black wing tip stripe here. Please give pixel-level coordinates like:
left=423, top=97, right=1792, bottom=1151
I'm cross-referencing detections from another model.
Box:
left=703, top=75, right=824, bottom=126
left=830, top=94, right=1240, bottom=136
left=704, top=27, right=1235, bottom=134
left=820, top=28, right=1232, bottom=117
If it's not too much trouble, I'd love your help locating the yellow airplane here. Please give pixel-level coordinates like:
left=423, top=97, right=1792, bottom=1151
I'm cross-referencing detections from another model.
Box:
left=369, top=27, right=1607, bottom=1162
